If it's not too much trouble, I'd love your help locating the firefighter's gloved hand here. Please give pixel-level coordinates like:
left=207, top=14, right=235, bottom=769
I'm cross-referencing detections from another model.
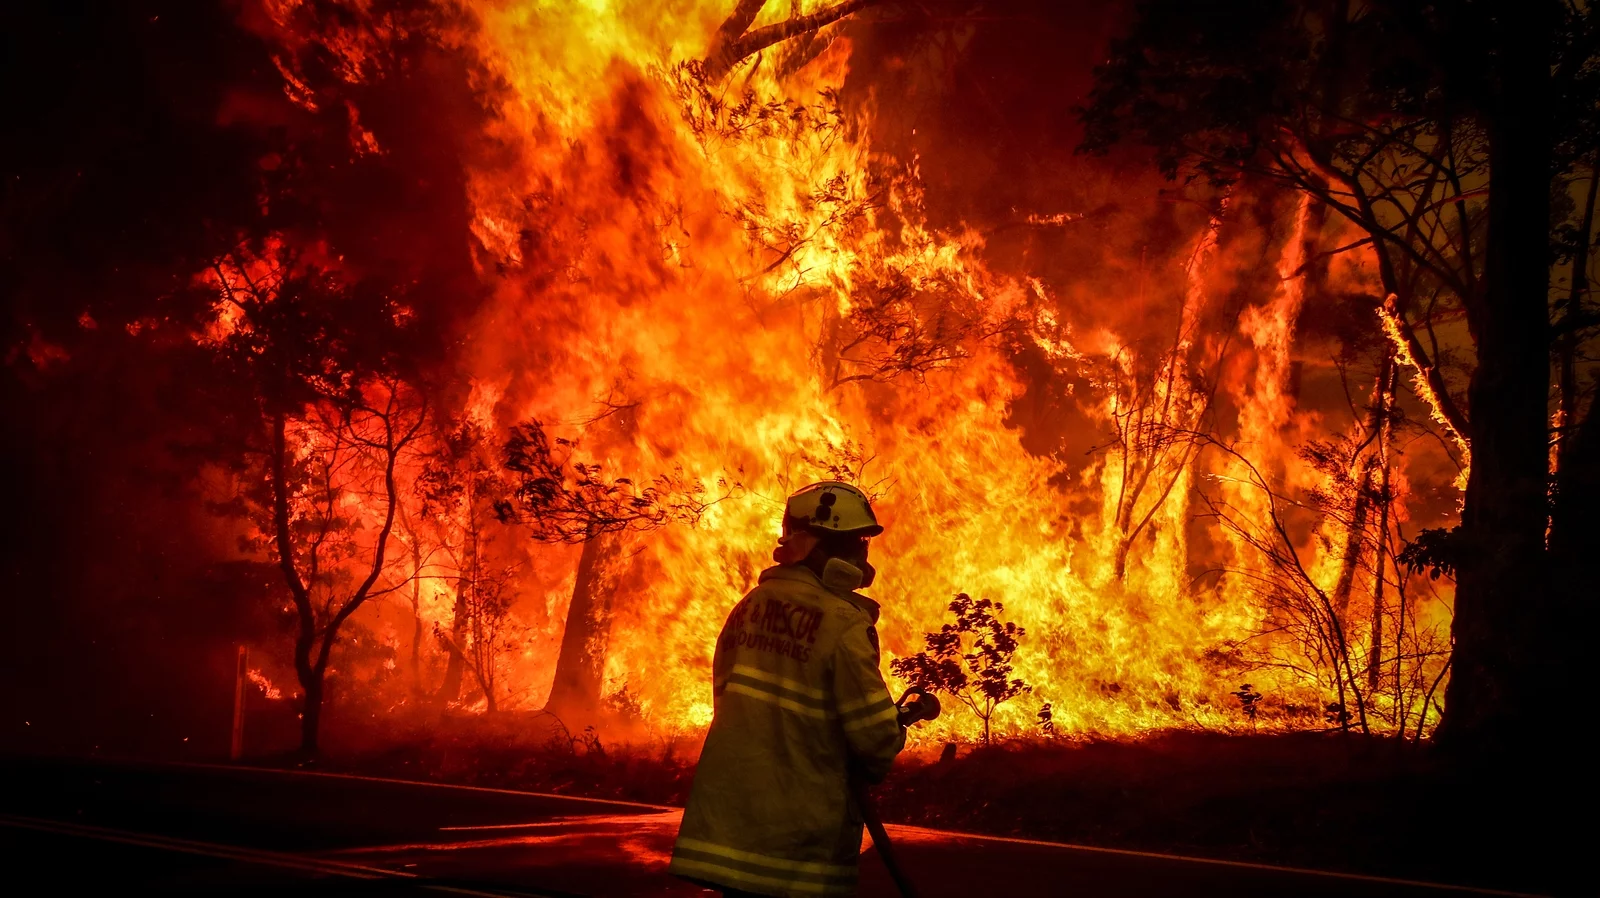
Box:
left=896, top=687, right=941, bottom=727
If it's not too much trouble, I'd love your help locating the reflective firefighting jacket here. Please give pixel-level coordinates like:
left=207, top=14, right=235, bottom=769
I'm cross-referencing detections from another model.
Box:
left=669, top=563, right=907, bottom=897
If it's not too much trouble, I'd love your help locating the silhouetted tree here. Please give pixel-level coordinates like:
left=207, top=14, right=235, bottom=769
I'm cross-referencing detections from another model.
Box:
left=416, top=421, right=513, bottom=707
left=1232, top=684, right=1264, bottom=728
left=210, top=249, right=428, bottom=754
left=703, top=0, right=886, bottom=80
left=891, top=593, right=1029, bottom=744
left=1089, top=242, right=1231, bottom=581
left=1082, top=0, right=1600, bottom=755
left=495, top=419, right=727, bottom=718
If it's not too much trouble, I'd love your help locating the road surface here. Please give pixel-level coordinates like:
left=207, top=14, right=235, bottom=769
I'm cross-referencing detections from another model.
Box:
left=0, top=756, right=1544, bottom=897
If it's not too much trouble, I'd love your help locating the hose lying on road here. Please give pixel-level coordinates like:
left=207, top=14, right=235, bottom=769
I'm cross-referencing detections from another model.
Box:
left=851, top=777, right=918, bottom=898
left=851, top=686, right=941, bottom=898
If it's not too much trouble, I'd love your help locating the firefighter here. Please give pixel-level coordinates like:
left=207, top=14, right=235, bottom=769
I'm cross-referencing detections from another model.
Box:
left=670, top=480, right=933, bottom=897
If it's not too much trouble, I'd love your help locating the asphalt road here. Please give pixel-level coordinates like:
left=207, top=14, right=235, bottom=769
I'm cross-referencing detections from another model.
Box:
left=0, top=757, right=1547, bottom=897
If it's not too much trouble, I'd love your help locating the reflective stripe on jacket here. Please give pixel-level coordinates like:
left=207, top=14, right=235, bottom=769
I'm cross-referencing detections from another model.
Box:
left=669, top=564, right=906, bottom=897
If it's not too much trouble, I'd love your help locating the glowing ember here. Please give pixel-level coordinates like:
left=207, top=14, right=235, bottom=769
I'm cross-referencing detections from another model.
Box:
left=248, top=669, right=283, bottom=701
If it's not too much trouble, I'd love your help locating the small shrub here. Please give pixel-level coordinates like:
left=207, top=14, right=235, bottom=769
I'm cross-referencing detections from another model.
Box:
left=890, top=593, right=1029, bottom=744
left=1231, top=684, right=1263, bottom=727
left=1324, top=701, right=1352, bottom=728
left=580, top=725, right=605, bottom=757
left=605, top=683, right=645, bottom=724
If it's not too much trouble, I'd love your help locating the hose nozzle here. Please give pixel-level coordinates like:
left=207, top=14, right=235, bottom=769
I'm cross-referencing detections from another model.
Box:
left=895, top=686, right=941, bottom=727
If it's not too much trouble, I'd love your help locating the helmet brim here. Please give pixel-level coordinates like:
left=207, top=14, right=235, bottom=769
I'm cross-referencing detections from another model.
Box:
left=785, top=514, right=883, bottom=539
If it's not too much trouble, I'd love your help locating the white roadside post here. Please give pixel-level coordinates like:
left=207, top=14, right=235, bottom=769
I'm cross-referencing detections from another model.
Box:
left=231, top=645, right=247, bottom=760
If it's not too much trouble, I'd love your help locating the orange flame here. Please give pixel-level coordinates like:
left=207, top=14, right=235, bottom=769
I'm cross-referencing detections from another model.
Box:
left=227, top=1, right=1456, bottom=741
left=248, top=669, right=283, bottom=701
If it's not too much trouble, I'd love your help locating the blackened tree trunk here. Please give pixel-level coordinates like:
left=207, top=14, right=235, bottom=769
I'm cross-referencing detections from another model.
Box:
left=1551, top=159, right=1599, bottom=562
left=274, top=409, right=322, bottom=756
left=439, top=492, right=489, bottom=704
left=1366, top=357, right=1396, bottom=693
left=267, top=388, right=423, bottom=756
left=545, top=533, right=630, bottom=719
left=1549, top=393, right=1600, bottom=751
left=1552, top=396, right=1600, bottom=557
left=300, top=673, right=324, bottom=755
left=1440, top=7, right=1555, bottom=754
left=438, top=584, right=467, bottom=702
left=410, top=552, right=423, bottom=695
left=402, top=511, right=425, bottom=697
left=1554, top=161, right=1597, bottom=464
left=1331, top=463, right=1374, bottom=624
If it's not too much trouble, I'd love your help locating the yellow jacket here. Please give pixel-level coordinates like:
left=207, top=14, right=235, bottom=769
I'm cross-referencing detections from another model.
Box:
left=670, top=563, right=906, bottom=897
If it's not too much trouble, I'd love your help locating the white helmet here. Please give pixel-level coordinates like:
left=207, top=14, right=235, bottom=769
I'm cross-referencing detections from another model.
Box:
left=782, top=481, right=883, bottom=538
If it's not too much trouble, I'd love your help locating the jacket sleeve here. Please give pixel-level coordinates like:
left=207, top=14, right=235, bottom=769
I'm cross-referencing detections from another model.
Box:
left=831, top=616, right=906, bottom=782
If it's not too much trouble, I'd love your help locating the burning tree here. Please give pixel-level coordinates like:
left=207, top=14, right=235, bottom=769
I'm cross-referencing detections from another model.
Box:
left=1299, top=364, right=1409, bottom=693
left=1200, top=439, right=1450, bottom=737
left=28, top=0, right=1593, bottom=757
left=702, top=0, right=885, bottom=80
left=495, top=419, right=725, bottom=719
left=415, top=420, right=520, bottom=711
left=1097, top=332, right=1211, bottom=583
left=1083, top=229, right=1231, bottom=583
left=891, top=593, right=1030, bottom=745
left=1303, top=363, right=1456, bottom=740
left=209, top=249, right=429, bottom=754
left=824, top=263, right=1012, bottom=389
left=453, top=558, right=521, bottom=714
left=669, top=56, right=1015, bottom=393
left=1083, top=0, right=1600, bottom=753
left=1200, top=445, right=1375, bottom=733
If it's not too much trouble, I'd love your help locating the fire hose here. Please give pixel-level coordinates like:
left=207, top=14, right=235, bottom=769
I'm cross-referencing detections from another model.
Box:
left=851, top=687, right=940, bottom=898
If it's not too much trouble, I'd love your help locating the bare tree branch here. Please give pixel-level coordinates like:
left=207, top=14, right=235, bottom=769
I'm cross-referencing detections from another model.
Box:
left=1378, top=294, right=1471, bottom=456
left=704, top=0, right=884, bottom=79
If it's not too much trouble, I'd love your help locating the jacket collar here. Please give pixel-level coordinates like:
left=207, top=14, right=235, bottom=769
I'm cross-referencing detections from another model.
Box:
left=759, top=564, right=881, bottom=623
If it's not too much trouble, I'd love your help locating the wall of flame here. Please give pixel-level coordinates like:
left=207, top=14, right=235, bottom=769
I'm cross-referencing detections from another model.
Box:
left=241, top=0, right=1459, bottom=741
